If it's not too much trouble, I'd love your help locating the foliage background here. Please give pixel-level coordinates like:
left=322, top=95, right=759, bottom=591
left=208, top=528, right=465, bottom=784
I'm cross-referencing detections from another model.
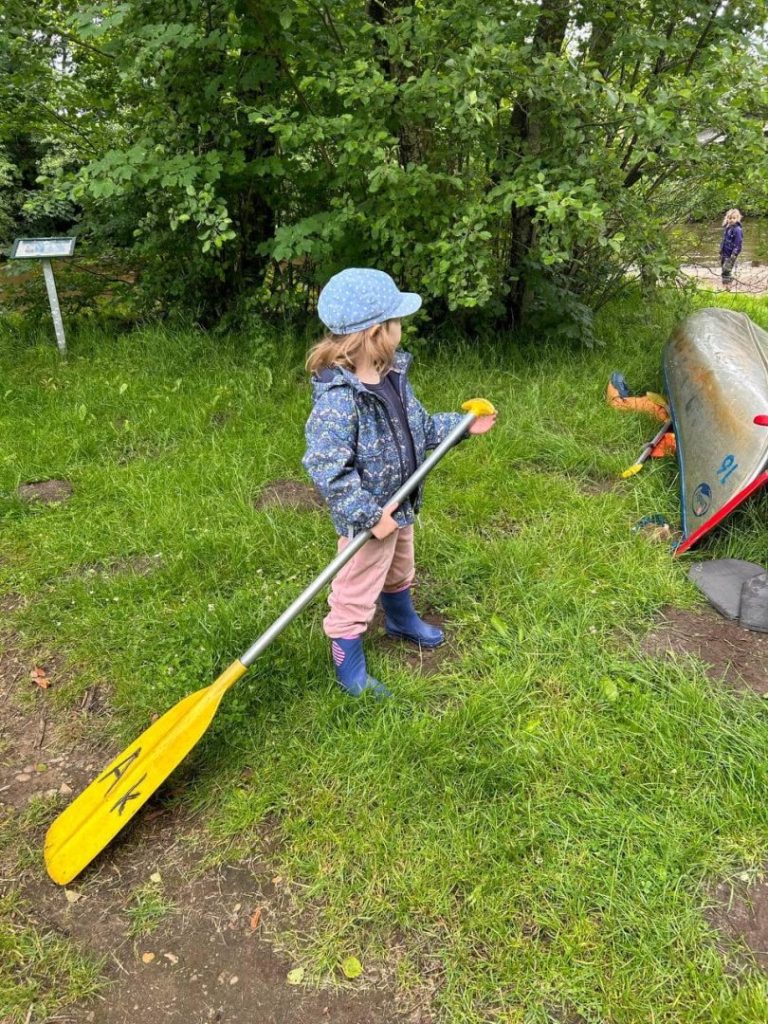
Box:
left=2, top=0, right=767, bottom=336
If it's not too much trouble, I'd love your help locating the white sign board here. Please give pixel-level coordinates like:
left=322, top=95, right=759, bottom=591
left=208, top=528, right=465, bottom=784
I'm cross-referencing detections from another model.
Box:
left=11, top=237, right=77, bottom=259
left=8, top=237, right=77, bottom=355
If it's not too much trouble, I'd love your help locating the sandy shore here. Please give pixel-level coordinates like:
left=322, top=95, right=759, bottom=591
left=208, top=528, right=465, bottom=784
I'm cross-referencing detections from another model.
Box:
left=680, top=261, right=768, bottom=295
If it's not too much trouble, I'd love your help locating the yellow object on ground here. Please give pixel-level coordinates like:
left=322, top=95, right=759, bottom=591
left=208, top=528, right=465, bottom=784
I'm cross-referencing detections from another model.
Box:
left=44, top=659, right=248, bottom=885
left=461, top=398, right=497, bottom=416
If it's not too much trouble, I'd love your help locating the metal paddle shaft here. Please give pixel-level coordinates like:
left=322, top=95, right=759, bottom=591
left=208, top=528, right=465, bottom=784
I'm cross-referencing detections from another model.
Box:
left=621, top=417, right=673, bottom=478
left=240, top=411, right=475, bottom=665
left=44, top=410, right=476, bottom=885
left=637, top=417, right=673, bottom=465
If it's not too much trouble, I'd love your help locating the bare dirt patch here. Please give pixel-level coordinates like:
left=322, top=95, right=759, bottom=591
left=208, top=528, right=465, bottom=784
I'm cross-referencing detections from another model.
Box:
left=17, top=479, right=74, bottom=504
left=706, top=873, right=768, bottom=974
left=0, top=592, right=25, bottom=614
left=641, top=605, right=768, bottom=695
left=0, top=645, right=107, bottom=813
left=577, top=474, right=620, bottom=495
left=0, top=629, right=402, bottom=1024
left=473, top=512, right=522, bottom=541
left=371, top=608, right=456, bottom=677
left=253, top=479, right=324, bottom=512
left=23, top=848, right=396, bottom=1024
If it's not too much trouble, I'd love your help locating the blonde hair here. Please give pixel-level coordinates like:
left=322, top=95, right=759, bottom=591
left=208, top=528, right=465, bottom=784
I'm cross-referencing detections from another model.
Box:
left=723, top=208, right=742, bottom=227
left=306, top=321, right=397, bottom=376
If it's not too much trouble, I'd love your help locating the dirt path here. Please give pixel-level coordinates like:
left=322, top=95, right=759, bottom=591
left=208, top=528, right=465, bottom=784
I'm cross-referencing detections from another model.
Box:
left=679, top=261, right=768, bottom=295
left=641, top=604, right=768, bottom=696
left=0, top=620, right=402, bottom=1024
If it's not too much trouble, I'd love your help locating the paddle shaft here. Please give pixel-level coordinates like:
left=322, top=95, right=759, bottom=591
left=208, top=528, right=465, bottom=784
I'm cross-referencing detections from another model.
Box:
left=635, top=417, right=673, bottom=465
left=240, top=410, right=475, bottom=666
left=621, top=417, right=673, bottom=477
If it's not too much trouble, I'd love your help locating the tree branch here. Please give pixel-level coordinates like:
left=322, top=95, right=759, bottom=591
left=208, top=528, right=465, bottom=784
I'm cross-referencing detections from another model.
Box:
left=25, top=95, right=98, bottom=154
left=306, top=1, right=345, bottom=52
left=683, top=0, right=722, bottom=76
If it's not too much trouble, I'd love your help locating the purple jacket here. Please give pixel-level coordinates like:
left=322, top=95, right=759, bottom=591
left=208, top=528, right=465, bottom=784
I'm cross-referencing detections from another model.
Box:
left=720, top=223, right=743, bottom=261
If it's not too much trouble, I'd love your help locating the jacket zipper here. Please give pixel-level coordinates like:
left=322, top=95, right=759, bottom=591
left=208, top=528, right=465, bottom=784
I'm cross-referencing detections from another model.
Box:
left=378, top=397, right=407, bottom=486
left=363, top=389, right=410, bottom=502
left=396, top=373, right=422, bottom=510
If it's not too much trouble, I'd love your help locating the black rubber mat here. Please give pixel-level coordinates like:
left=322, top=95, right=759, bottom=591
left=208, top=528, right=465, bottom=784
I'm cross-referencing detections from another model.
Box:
left=739, top=573, right=768, bottom=633
left=688, top=559, right=766, bottom=620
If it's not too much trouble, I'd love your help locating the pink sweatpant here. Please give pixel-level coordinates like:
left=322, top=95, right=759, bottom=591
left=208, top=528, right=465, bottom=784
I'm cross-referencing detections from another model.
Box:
left=324, top=525, right=415, bottom=638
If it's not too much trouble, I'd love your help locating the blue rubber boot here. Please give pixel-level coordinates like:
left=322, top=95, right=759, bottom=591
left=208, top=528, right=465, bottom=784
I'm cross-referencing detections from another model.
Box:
left=610, top=371, right=632, bottom=399
left=380, top=588, right=445, bottom=648
left=331, top=636, right=391, bottom=698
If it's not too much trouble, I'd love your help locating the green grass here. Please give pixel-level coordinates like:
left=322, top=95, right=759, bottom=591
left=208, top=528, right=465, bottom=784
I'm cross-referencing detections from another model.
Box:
left=2, top=289, right=768, bottom=1022
left=0, top=801, right=104, bottom=1022
left=125, top=880, right=177, bottom=938
left=0, top=891, right=105, bottom=1024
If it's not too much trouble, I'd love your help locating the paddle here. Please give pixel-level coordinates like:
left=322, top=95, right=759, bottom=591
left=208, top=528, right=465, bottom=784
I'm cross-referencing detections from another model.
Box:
left=45, top=403, right=492, bottom=885
left=620, top=417, right=674, bottom=478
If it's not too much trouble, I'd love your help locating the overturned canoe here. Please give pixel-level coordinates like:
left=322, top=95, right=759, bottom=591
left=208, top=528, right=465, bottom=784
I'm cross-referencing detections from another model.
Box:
left=663, top=307, right=768, bottom=555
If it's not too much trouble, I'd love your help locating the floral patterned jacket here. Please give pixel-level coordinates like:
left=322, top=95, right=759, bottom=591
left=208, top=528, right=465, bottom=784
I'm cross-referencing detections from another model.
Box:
left=303, top=349, right=464, bottom=536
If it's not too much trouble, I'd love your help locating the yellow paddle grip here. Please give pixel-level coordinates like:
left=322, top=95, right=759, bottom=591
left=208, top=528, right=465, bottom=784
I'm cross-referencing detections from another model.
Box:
left=461, top=398, right=497, bottom=416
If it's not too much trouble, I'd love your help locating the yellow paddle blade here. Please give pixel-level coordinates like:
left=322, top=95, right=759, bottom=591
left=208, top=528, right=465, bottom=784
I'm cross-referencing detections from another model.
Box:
left=621, top=463, right=643, bottom=479
left=44, top=659, right=247, bottom=885
left=461, top=397, right=497, bottom=416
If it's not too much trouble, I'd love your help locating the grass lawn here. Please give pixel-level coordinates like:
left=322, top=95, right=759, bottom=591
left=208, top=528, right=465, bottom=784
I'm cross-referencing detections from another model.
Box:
left=2, top=289, right=768, bottom=1022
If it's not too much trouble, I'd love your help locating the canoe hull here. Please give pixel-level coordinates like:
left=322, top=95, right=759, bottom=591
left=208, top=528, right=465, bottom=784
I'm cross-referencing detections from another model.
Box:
left=663, top=308, right=768, bottom=554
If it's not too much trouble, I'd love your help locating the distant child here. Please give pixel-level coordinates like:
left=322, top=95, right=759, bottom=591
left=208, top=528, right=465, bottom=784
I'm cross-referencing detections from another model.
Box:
left=720, top=208, right=743, bottom=286
left=303, top=268, right=496, bottom=697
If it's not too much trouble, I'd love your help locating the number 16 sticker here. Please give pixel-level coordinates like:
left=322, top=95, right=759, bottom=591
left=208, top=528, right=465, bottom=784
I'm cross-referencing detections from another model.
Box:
left=717, top=454, right=738, bottom=485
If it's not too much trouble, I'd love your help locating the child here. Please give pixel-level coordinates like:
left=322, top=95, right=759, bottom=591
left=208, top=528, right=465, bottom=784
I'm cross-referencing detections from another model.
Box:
left=303, top=268, right=496, bottom=697
left=720, top=208, right=743, bottom=287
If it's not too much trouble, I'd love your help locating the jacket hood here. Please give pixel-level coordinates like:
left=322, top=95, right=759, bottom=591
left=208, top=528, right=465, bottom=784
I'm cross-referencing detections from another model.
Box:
left=310, top=348, right=413, bottom=400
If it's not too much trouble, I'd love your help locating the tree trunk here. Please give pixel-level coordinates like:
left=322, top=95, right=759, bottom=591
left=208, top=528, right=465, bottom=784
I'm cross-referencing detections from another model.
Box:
left=502, top=0, right=570, bottom=328
left=367, top=0, right=414, bottom=169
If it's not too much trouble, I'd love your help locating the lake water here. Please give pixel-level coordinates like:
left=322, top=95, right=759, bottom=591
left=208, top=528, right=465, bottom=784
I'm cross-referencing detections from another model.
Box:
left=670, top=218, right=768, bottom=266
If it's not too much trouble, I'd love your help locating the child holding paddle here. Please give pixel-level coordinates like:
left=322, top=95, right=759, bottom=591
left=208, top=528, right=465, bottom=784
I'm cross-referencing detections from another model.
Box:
left=43, top=276, right=491, bottom=886
left=303, top=268, right=496, bottom=697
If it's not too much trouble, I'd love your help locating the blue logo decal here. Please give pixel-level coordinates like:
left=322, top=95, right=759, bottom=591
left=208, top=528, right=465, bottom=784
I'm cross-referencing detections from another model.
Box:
left=692, top=483, right=712, bottom=517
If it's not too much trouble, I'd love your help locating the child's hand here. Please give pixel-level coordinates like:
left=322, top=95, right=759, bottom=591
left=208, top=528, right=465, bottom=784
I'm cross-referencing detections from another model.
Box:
left=371, top=503, right=399, bottom=539
left=469, top=413, right=497, bottom=435
left=461, top=398, right=497, bottom=434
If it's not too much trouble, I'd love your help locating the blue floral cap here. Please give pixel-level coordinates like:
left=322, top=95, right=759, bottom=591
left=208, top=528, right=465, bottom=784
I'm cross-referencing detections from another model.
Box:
left=317, top=268, right=422, bottom=335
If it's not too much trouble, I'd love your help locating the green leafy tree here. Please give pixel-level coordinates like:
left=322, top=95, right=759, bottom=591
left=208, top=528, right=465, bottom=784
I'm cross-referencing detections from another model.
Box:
left=6, top=0, right=768, bottom=333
